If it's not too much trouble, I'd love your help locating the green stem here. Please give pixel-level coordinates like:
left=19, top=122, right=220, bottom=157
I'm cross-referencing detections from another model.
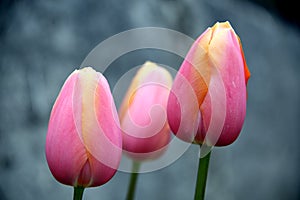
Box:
left=73, top=186, right=85, bottom=200
left=126, top=161, right=140, bottom=200
left=194, top=147, right=211, bottom=200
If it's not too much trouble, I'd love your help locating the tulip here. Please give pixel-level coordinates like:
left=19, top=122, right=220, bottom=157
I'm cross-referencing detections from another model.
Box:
left=167, top=21, right=250, bottom=200
left=167, top=21, right=250, bottom=147
left=119, top=61, right=172, bottom=200
left=45, top=67, right=122, bottom=199
left=119, top=61, right=172, bottom=160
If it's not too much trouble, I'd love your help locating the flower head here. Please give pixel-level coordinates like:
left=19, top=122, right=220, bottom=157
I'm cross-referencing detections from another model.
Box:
left=45, top=67, right=122, bottom=187
left=167, top=22, right=250, bottom=146
left=119, top=62, right=172, bottom=160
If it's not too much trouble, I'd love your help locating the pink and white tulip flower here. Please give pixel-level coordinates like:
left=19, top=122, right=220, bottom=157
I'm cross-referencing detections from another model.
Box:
left=167, top=21, right=251, bottom=146
left=119, top=62, right=172, bottom=161
left=45, top=67, right=122, bottom=187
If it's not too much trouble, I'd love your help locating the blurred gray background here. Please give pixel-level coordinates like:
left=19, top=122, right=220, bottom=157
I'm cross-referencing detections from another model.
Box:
left=0, top=0, right=299, bottom=199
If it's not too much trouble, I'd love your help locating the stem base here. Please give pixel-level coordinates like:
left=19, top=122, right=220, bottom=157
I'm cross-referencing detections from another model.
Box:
left=194, top=148, right=211, bottom=200
left=73, top=186, right=85, bottom=200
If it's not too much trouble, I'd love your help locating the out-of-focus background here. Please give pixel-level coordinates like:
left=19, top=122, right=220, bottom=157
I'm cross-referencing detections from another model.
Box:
left=0, top=0, right=299, bottom=199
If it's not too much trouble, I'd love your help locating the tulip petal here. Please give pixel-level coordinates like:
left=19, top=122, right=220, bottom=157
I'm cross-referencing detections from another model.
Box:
left=238, top=37, right=251, bottom=85
left=46, top=70, right=88, bottom=186
left=73, top=67, right=122, bottom=186
left=167, top=28, right=213, bottom=142
left=198, top=22, right=248, bottom=146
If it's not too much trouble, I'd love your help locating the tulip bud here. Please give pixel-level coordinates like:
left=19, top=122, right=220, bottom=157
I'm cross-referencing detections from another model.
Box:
left=167, top=21, right=250, bottom=146
left=45, top=67, right=122, bottom=187
left=119, top=61, right=172, bottom=161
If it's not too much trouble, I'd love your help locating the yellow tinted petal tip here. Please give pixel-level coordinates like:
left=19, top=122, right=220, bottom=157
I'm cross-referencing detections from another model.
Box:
left=212, top=21, right=232, bottom=30
left=79, top=67, right=97, bottom=74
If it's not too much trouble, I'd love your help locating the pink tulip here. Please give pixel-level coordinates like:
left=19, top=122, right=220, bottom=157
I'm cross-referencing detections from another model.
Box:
left=45, top=67, right=122, bottom=187
left=167, top=21, right=251, bottom=146
left=119, top=62, right=172, bottom=161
